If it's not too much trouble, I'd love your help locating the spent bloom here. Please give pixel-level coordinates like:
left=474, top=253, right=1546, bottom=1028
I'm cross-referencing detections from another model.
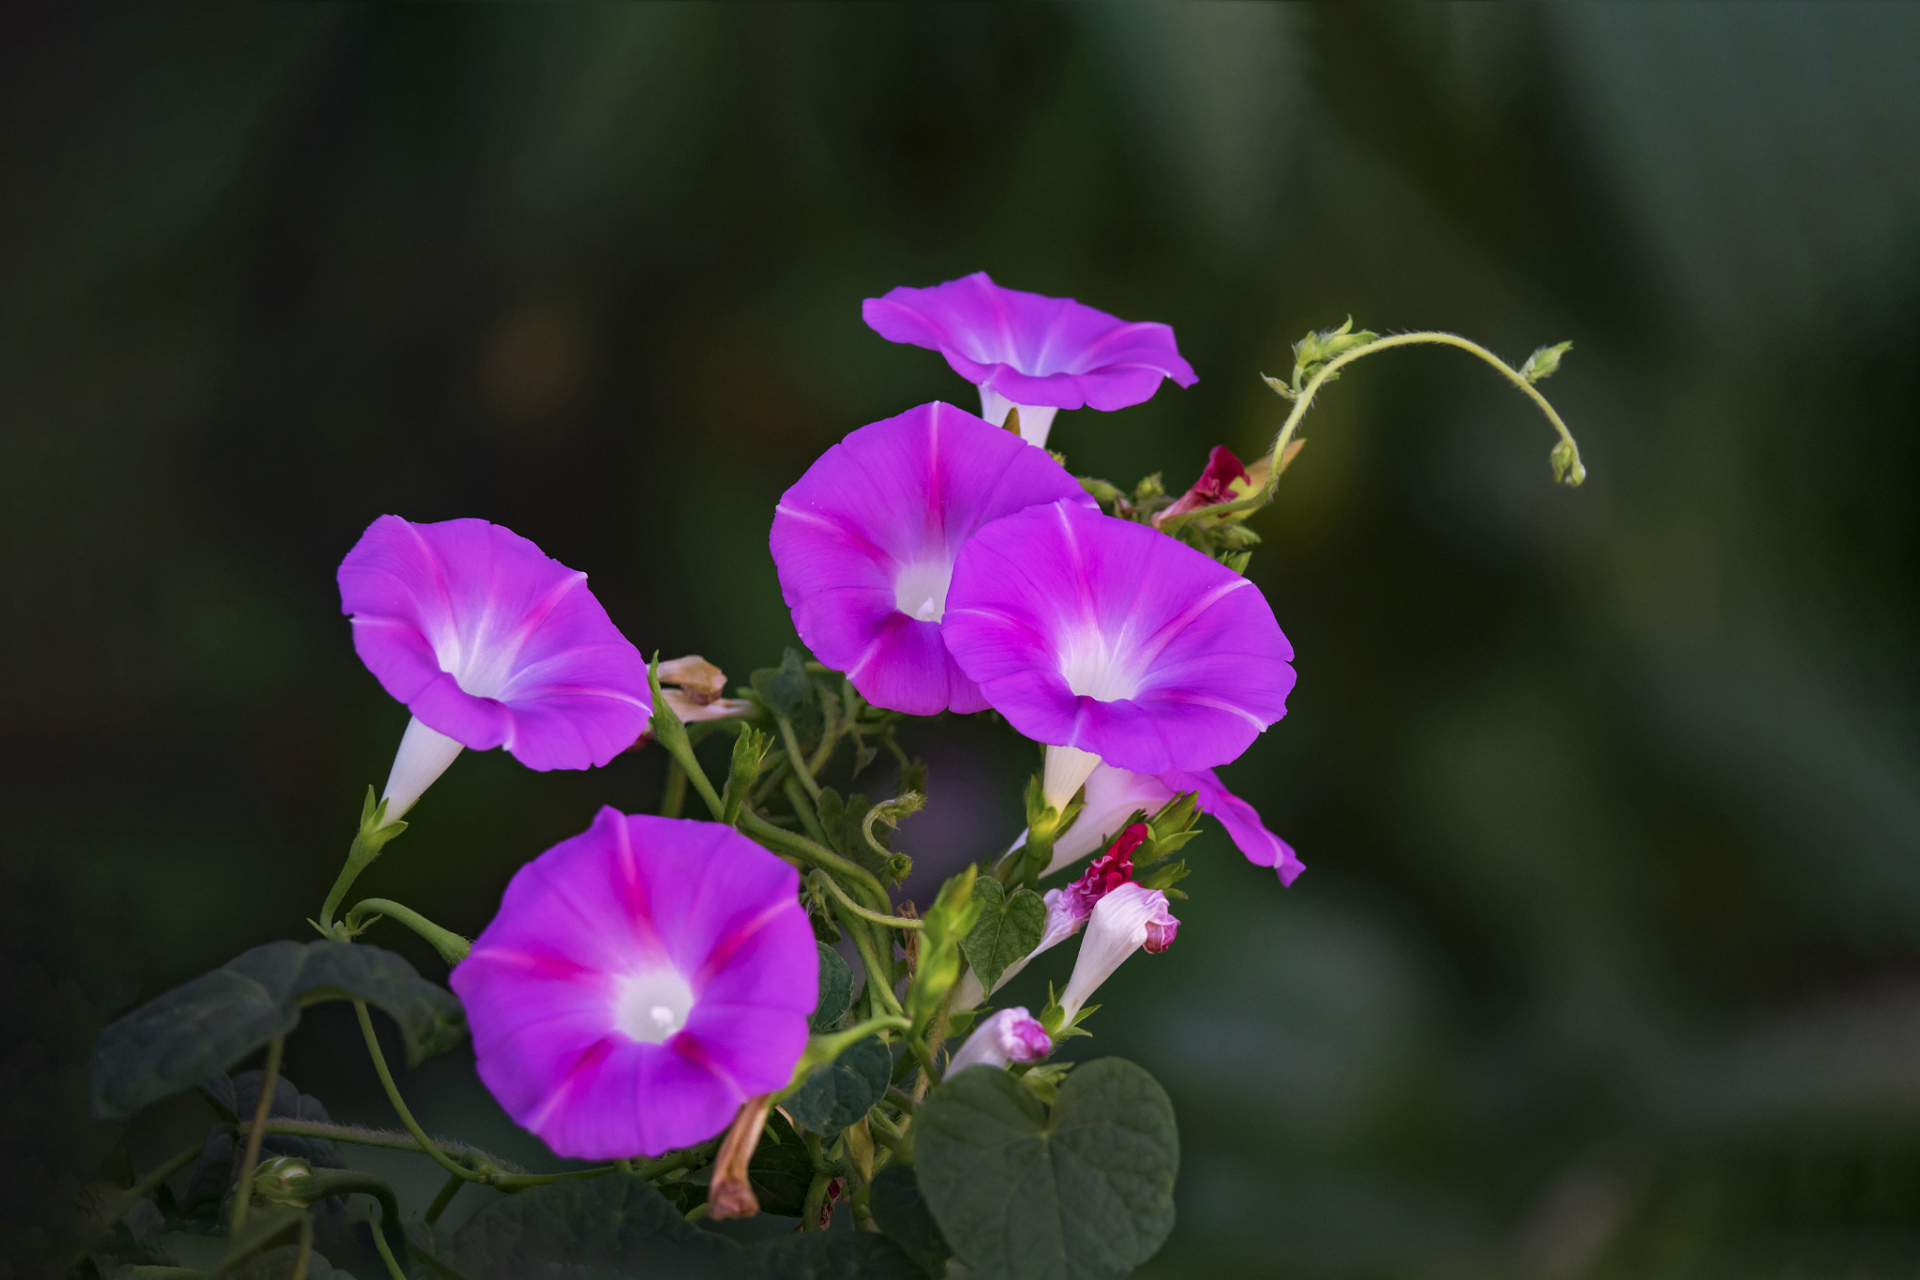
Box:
left=338, top=516, right=651, bottom=820
left=1155, top=445, right=1265, bottom=525
left=451, top=808, right=818, bottom=1159
left=947, top=1007, right=1053, bottom=1074
left=862, top=272, right=1197, bottom=449
left=1045, top=762, right=1304, bottom=887
left=651, top=655, right=754, bottom=729
left=943, top=500, right=1295, bottom=806
left=770, top=401, right=1095, bottom=716
left=1058, top=882, right=1180, bottom=1026
left=954, top=825, right=1147, bottom=1009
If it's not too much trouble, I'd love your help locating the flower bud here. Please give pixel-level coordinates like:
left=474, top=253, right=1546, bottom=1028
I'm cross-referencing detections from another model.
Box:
left=1058, top=883, right=1179, bottom=1026
left=1156, top=446, right=1250, bottom=524
left=947, top=1007, right=1053, bottom=1074
left=251, top=1156, right=319, bottom=1208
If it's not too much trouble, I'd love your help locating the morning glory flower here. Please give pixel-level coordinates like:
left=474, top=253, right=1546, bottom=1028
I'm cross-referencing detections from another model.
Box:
left=1044, top=762, right=1304, bottom=886
left=450, top=807, right=818, bottom=1160
left=338, top=516, right=651, bottom=820
left=943, top=500, right=1295, bottom=806
left=861, top=272, right=1197, bottom=449
left=947, top=1007, right=1053, bottom=1074
left=953, top=825, right=1147, bottom=1009
left=1057, top=882, right=1179, bottom=1026
left=770, top=401, right=1095, bottom=715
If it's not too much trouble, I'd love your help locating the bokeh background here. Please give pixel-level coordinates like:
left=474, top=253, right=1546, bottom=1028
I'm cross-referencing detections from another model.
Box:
left=6, top=3, right=1920, bottom=1277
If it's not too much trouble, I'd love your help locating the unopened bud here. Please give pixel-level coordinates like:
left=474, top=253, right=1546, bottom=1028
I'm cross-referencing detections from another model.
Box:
left=251, top=1156, right=318, bottom=1208
left=948, top=1007, right=1053, bottom=1074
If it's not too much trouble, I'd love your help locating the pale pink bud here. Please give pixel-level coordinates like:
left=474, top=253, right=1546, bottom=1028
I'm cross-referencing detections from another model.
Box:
left=947, top=1007, right=1053, bottom=1074
left=1058, top=883, right=1179, bottom=1025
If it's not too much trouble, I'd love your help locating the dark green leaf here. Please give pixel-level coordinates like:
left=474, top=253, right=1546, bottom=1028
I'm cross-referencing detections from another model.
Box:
left=869, top=1165, right=952, bottom=1278
left=747, top=1110, right=814, bottom=1217
left=92, top=941, right=466, bottom=1120
left=784, top=1037, right=891, bottom=1134
left=915, top=1058, right=1179, bottom=1280
left=811, top=942, right=851, bottom=1033
left=959, top=879, right=1045, bottom=994
left=437, top=1172, right=919, bottom=1279
left=752, top=1230, right=922, bottom=1279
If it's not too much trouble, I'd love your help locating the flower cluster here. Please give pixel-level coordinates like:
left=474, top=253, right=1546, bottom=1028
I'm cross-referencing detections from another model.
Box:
left=89, top=274, right=1585, bottom=1278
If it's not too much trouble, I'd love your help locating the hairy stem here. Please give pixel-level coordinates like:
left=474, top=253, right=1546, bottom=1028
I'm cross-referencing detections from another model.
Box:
left=229, top=1036, right=283, bottom=1236
left=810, top=871, right=923, bottom=929
left=343, top=898, right=470, bottom=966
left=353, top=1000, right=485, bottom=1183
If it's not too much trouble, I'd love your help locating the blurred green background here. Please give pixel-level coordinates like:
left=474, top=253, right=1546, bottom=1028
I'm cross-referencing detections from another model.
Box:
left=6, top=3, right=1920, bottom=1277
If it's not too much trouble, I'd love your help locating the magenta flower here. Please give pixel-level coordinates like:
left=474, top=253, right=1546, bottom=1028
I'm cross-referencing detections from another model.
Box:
left=1045, top=762, right=1304, bottom=887
left=947, top=1008, right=1053, bottom=1074
left=770, top=401, right=1095, bottom=716
left=1058, top=883, right=1179, bottom=1025
left=450, top=808, right=818, bottom=1160
left=862, top=273, right=1197, bottom=449
left=943, top=500, right=1295, bottom=803
left=338, top=516, right=651, bottom=819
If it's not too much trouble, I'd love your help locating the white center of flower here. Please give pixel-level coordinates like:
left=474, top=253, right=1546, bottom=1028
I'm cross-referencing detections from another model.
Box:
left=893, top=558, right=953, bottom=623
left=612, top=967, right=696, bottom=1044
left=1058, top=631, right=1142, bottom=702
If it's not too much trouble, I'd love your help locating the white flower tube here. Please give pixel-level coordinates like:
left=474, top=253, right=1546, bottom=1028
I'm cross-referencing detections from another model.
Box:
left=1057, top=883, right=1179, bottom=1026
left=947, top=1007, right=1053, bottom=1074
left=980, top=387, right=1061, bottom=449
left=380, top=716, right=466, bottom=822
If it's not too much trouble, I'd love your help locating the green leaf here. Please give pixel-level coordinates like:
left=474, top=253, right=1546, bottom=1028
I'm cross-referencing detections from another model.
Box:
left=870, top=1165, right=952, bottom=1278
left=436, top=1173, right=918, bottom=1279
left=752, top=648, right=814, bottom=720
left=959, top=879, right=1045, bottom=994
left=784, top=1036, right=891, bottom=1134
left=811, top=942, right=851, bottom=1033
left=747, top=1110, right=814, bottom=1217
left=915, top=1058, right=1179, bottom=1280
left=92, top=941, right=465, bottom=1120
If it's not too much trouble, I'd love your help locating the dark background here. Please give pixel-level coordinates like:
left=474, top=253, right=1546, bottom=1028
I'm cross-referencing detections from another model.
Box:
left=6, top=4, right=1920, bottom=1277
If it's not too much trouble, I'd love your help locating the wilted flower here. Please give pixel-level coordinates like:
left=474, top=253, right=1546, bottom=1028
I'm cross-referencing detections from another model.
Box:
left=862, top=272, right=1197, bottom=449
left=451, top=808, right=818, bottom=1159
left=943, top=500, right=1295, bottom=804
left=652, top=655, right=754, bottom=728
left=1044, top=762, right=1304, bottom=886
left=1057, top=882, right=1179, bottom=1025
left=770, top=401, right=1095, bottom=715
left=338, top=516, right=651, bottom=820
left=947, top=1007, right=1053, bottom=1074
left=1154, top=445, right=1267, bottom=524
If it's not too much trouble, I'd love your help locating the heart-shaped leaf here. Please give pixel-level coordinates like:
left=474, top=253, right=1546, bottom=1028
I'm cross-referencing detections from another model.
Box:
left=869, top=1165, right=952, bottom=1278
left=92, top=940, right=466, bottom=1120
left=785, top=1036, right=891, bottom=1134
left=915, top=1058, right=1179, bottom=1280
left=430, top=1172, right=921, bottom=1278
left=811, top=942, right=852, bottom=1033
left=959, top=878, right=1045, bottom=994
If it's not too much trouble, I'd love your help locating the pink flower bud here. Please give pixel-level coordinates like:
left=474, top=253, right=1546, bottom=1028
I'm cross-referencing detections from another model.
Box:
left=1058, top=883, right=1179, bottom=1025
left=1155, top=445, right=1250, bottom=523
left=947, top=1007, right=1053, bottom=1074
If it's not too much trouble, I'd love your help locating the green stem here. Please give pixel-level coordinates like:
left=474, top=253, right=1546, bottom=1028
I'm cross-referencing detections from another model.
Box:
left=659, top=760, right=687, bottom=818
left=884, top=1087, right=919, bottom=1115
left=317, top=789, right=407, bottom=933
left=839, top=908, right=906, bottom=1020
left=343, top=898, right=471, bottom=966
left=782, top=775, right=831, bottom=846
left=810, top=871, right=923, bottom=929
left=368, top=1204, right=408, bottom=1280
left=229, top=1036, right=284, bottom=1236
left=424, top=1170, right=464, bottom=1226
left=685, top=1202, right=711, bottom=1223
left=801, top=1171, right=831, bottom=1231
left=776, top=713, right=824, bottom=804
left=241, top=1118, right=510, bottom=1172
left=739, top=811, right=890, bottom=909
left=865, top=1109, right=906, bottom=1151
left=915, top=984, right=956, bottom=1099
left=634, top=1138, right=721, bottom=1181
left=353, top=1000, right=485, bottom=1184
left=491, top=1165, right=620, bottom=1190
left=1157, top=330, right=1585, bottom=536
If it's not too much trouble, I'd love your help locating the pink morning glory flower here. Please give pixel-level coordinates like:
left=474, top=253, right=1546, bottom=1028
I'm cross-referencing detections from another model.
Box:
left=947, top=1007, right=1053, bottom=1074
left=338, top=516, right=652, bottom=820
left=954, top=825, right=1147, bottom=1009
left=942, top=500, right=1295, bottom=805
left=861, top=273, right=1198, bottom=449
left=450, top=807, right=818, bottom=1160
left=1044, top=762, right=1305, bottom=886
left=770, top=401, right=1096, bottom=716
left=1058, top=882, right=1179, bottom=1026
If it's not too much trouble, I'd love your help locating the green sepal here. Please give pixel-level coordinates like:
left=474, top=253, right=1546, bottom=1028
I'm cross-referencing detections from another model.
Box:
left=906, top=867, right=980, bottom=1037
left=722, top=727, right=773, bottom=824
left=1520, top=339, right=1572, bottom=384
left=1551, top=436, right=1587, bottom=486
